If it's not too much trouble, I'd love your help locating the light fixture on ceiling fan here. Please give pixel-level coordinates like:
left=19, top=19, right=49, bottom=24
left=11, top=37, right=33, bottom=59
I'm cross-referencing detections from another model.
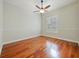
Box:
left=34, top=0, right=51, bottom=13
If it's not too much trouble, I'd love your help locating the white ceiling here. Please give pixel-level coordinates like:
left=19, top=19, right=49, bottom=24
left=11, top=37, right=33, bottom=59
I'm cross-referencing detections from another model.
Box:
left=48, top=0, right=78, bottom=11
left=5, top=0, right=78, bottom=11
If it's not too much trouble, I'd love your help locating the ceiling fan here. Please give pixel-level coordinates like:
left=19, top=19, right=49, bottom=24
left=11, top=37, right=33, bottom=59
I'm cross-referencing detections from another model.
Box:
left=34, top=0, right=51, bottom=13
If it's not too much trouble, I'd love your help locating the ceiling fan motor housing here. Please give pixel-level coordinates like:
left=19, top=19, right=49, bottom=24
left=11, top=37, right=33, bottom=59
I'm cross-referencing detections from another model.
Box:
left=41, top=0, right=43, bottom=3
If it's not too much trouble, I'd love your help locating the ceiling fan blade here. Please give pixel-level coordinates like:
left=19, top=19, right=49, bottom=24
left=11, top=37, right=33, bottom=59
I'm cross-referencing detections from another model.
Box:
left=33, top=11, right=39, bottom=12
left=44, top=5, right=51, bottom=9
left=44, top=10, right=48, bottom=12
left=35, top=5, right=41, bottom=9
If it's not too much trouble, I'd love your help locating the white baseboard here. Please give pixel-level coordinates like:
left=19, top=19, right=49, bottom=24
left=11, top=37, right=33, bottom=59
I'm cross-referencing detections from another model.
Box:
left=2, top=34, right=79, bottom=46
left=41, top=34, right=79, bottom=44
left=3, top=34, right=40, bottom=45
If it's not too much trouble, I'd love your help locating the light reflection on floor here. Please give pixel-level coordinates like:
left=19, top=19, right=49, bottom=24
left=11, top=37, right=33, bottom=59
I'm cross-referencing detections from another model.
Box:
left=45, top=41, right=60, bottom=58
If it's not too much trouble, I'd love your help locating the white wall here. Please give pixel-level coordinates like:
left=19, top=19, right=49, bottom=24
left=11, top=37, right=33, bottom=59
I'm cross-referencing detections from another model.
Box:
left=3, top=0, right=79, bottom=45
left=3, top=0, right=41, bottom=44
left=0, top=0, right=3, bottom=54
left=42, top=1, right=79, bottom=42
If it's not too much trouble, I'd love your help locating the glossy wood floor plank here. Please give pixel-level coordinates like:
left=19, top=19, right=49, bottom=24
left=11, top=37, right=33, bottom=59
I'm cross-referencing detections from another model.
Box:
left=0, top=36, right=79, bottom=58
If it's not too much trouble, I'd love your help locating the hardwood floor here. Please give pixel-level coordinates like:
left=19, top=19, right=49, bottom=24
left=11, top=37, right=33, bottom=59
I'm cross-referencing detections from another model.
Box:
left=0, top=36, right=79, bottom=58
